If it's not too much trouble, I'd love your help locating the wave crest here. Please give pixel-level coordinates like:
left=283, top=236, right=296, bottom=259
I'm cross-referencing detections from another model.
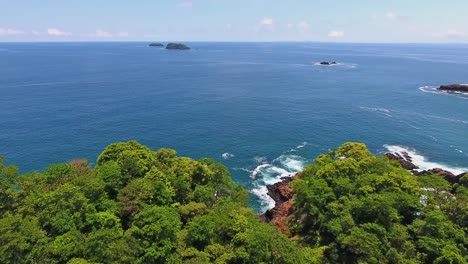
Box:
left=250, top=151, right=308, bottom=213
left=222, top=152, right=235, bottom=160
left=383, top=144, right=468, bottom=175
left=419, top=85, right=468, bottom=100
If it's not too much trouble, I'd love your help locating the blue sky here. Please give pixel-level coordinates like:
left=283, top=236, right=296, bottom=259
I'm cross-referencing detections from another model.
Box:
left=1, top=0, right=467, bottom=42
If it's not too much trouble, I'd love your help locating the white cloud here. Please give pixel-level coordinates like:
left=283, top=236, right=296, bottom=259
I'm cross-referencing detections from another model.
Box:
left=432, top=29, right=466, bottom=39
left=297, top=21, right=310, bottom=32
left=177, top=1, right=192, bottom=8
left=225, top=24, right=232, bottom=31
left=47, top=28, right=72, bottom=36
left=93, top=30, right=129, bottom=38
left=371, top=11, right=405, bottom=21
left=0, top=28, right=25, bottom=36
left=260, top=17, right=274, bottom=26
left=116, top=32, right=129, bottom=37
left=32, top=30, right=41, bottom=36
left=287, top=23, right=294, bottom=29
left=445, top=29, right=466, bottom=38
left=95, top=30, right=113, bottom=38
left=385, top=11, right=398, bottom=20
left=256, top=17, right=275, bottom=33
left=328, top=30, right=344, bottom=38
left=143, top=33, right=161, bottom=39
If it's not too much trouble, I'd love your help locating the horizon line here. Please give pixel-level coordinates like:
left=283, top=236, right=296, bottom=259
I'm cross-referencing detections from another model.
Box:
left=1, top=40, right=468, bottom=45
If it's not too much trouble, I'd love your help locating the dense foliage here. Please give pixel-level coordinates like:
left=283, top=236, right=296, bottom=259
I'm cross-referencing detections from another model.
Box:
left=1, top=141, right=466, bottom=263
left=0, top=141, right=320, bottom=264
left=290, top=142, right=468, bottom=263
left=165, top=43, right=190, bottom=50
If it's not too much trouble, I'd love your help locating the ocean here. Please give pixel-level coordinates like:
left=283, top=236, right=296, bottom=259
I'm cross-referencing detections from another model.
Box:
left=1, top=42, right=467, bottom=212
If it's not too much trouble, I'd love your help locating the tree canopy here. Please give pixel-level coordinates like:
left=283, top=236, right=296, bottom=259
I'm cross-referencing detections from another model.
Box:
left=0, top=141, right=466, bottom=263
left=290, top=142, right=468, bottom=263
left=0, top=140, right=319, bottom=264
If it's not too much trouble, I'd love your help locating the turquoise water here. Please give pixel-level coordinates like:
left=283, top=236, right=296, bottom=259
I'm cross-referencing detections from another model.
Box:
left=1, top=42, right=467, bottom=212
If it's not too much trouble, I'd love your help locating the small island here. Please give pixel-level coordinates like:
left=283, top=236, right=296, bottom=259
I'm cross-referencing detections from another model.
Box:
left=166, top=43, right=191, bottom=50
left=149, top=43, right=164, bottom=47
left=319, top=61, right=337, bottom=66
left=438, top=84, right=468, bottom=93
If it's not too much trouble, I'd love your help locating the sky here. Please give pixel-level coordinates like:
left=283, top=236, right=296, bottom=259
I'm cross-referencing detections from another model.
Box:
left=1, top=0, right=468, bottom=42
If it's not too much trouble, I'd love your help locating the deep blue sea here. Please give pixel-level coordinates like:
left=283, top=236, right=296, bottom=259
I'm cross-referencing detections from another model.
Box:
left=1, top=42, right=467, bottom=212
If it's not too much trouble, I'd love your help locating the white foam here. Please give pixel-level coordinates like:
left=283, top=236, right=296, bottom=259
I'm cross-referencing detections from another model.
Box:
left=274, top=154, right=307, bottom=172
left=232, top=167, right=252, bottom=173
left=250, top=152, right=308, bottom=213
left=384, top=144, right=468, bottom=175
left=419, top=113, right=468, bottom=125
left=419, top=86, right=468, bottom=99
left=251, top=164, right=272, bottom=179
left=419, top=86, right=442, bottom=94
left=313, top=62, right=357, bottom=69
left=254, top=156, right=268, bottom=164
left=314, top=62, right=339, bottom=67
left=359, top=106, right=393, bottom=117
left=222, top=152, right=235, bottom=160
left=296, top=142, right=308, bottom=149
left=251, top=184, right=276, bottom=211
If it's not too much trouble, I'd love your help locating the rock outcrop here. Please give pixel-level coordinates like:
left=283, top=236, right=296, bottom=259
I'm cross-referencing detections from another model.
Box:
left=149, top=43, right=164, bottom=47
left=438, top=84, right=468, bottom=93
left=259, top=176, right=296, bottom=236
left=261, top=153, right=467, bottom=236
left=265, top=177, right=294, bottom=204
left=415, top=168, right=462, bottom=184
left=166, top=43, right=191, bottom=50
left=260, top=200, right=293, bottom=236
left=385, top=151, right=466, bottom=183
left=319, top=61, right=337, bottom=66
left=384, top=152, right=419, bottom=170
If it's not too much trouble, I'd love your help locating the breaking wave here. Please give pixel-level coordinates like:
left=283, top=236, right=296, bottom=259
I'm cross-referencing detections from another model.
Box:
left=222, top=152, right=235, bottom=160
left=419, top=86, right=468, bottom=100
left=313, top=62, right=358, bottom=69
left=249, top=150, right=308, bottom=213
left=383, top=144, right=468, bottom=175
left=359, top=106, right=393, bottom=117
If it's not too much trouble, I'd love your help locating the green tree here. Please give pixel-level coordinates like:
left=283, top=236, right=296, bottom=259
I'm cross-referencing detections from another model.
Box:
left=126, top=206, right=182, bottom=263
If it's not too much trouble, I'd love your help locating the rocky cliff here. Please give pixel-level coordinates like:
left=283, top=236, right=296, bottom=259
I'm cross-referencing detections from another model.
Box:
left=260, top=152, right=467, bottom=235
left=259, top=176, right=296, bottom=236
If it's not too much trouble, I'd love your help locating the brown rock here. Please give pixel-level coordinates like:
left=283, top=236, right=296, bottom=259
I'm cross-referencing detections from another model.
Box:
left=266, top=177, right=293, bottom=205
left=385, top=152, right=418, bottom=170
left=415, top=168, right=461, bottom=184
left=259, top=176, right=296, bottom=236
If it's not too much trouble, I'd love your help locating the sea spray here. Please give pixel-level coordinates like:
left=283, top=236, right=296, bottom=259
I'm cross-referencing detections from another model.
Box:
left=383, top=144, right=468, bottom=175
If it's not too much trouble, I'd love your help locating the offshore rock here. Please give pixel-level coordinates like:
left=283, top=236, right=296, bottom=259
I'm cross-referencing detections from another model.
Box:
left=166, top=43, right=191, bottom=50
left=149, top=43, right=164, bottom=47
left=319, top=61, right=337, bottom=66
left=438, top=84, right=468, bottom=93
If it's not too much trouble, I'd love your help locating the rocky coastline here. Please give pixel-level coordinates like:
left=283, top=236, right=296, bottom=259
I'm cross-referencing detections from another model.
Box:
left=260, top=152, right=467, bottom=234
left=259, top=176, right=296, bottom=236
left=384, top=151, right=466, bottom=184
